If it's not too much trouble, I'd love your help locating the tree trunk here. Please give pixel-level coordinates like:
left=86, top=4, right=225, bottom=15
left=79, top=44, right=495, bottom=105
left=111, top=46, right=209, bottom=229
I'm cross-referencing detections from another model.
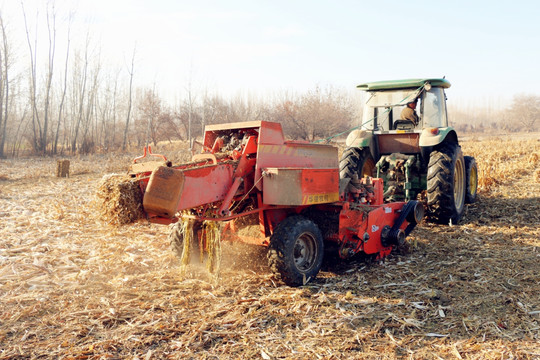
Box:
left=71, top=34, right=90, bottom=153
left=54, top=23, right=70, bottom=155
left=22, top=4, right=43, bottom=154
left=42, top=4, right=57, bottom=155
left=0, top=15, right=6, bottom=158
left=122, top=47, right=135, bottom=151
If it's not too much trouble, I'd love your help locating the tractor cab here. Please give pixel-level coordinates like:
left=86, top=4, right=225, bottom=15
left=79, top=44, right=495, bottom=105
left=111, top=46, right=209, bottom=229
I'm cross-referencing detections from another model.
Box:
left=359, top=79, right=450, bottom=132
left=347, top=78, right=454, bottom=160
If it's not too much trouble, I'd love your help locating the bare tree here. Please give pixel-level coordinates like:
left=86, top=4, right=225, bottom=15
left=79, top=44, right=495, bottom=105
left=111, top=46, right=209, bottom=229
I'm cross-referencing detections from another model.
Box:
left=122, top=46, right=135, bottom=150
left=509, top=94, right=539, bottom=131
left=110, top=71, right=119, bottom=147
left=156, top=109, right=177, bottom=143
left=20, top=1, right=58, bottom=154
left=185, top=77, right=196, bottom=147
left=273, top=86, right=353, bottom=141
left=21, top=2, right=42, bottom=153
left=53, top=10, right=72, bottom=154
left=0, top=13, right=11, bottom=158
left=71, top=36, right=89, bottom=152
left=137, top=89, right=163, bottom=146
left=80, top=57, right=101, bottom=154
left=40, top=2, right=57, bottom=154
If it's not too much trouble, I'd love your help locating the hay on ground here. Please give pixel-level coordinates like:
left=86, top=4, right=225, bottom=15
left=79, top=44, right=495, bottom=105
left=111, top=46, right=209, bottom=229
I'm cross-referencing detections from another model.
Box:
left=0, top=136, right=539, bottom=359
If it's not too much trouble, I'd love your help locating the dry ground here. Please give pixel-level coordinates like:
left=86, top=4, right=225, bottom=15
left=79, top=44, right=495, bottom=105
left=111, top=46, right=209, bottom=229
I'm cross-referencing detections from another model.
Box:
left=0, top=137, right=539, bottom=359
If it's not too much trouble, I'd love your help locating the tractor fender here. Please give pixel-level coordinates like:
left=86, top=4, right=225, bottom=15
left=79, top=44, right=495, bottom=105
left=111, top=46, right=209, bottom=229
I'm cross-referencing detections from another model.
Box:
left=419, top=127, right=458, bottom=147
left=345, top=129, right=373, bottom=148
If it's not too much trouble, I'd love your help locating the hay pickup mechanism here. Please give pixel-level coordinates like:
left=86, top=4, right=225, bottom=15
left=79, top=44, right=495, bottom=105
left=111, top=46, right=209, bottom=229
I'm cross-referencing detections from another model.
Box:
left=130, top=121, right=423, bottom=286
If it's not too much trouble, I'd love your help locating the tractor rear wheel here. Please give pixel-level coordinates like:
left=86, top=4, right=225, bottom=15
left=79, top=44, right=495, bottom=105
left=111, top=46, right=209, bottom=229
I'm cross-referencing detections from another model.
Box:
left=427, top=143, right=466, bottom=224
left=464, top=156, right=478, bottom=204
left=268, top=216, right=324, bottom=286
left=339, top=147, right=375, bottom=180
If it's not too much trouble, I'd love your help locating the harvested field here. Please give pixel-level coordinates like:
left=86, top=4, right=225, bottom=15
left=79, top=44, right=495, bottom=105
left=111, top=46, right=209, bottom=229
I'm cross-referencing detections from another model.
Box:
left=1, top=137, right=539, bottom=359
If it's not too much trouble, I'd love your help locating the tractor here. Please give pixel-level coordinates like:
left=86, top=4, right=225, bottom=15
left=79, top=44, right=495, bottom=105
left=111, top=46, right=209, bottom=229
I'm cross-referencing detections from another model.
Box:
left=341, top=78, right=478, bottom=224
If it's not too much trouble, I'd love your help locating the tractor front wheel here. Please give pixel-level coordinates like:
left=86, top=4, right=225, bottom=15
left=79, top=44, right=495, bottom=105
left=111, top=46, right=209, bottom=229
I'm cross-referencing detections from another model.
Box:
left=427, top=143, right=466, bottom=224
left=268, top=216, right=324, bottom=286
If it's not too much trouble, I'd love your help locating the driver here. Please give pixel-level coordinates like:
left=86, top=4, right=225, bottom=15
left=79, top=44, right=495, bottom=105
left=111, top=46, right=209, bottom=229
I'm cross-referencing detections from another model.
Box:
left=400, top=99, right=419, bottom=126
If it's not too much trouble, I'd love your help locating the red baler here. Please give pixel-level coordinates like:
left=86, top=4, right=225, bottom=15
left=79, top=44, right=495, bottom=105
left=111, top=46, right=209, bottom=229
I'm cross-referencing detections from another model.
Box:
left=130, top=121, right=423, bottom=286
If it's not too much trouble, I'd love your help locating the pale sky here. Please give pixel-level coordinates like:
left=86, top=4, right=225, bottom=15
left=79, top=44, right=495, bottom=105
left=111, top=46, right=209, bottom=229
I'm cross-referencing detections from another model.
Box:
left=2, top=0, right=540, bottom=106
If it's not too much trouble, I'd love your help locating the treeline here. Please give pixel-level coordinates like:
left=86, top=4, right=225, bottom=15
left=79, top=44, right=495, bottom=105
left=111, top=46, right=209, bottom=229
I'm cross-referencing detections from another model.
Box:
left=450, top=94, right=540, bottom=134
left=0, top=4, right=359, bottom=157
left=0, top=4, right=537, bottom=158
left=129, top=86, right=359, bottom=150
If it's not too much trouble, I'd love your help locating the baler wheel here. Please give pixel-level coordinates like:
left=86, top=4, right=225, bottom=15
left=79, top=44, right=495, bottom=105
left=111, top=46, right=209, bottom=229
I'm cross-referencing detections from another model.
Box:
left=339, top=147, right=375, bottom=180
left=427, top=143, right=466, bottom=224
left=168, top=220, right=201, bottom=264
left=464, top=156, right=478, bottom=204
left=268, top=216, right=324, bottom=287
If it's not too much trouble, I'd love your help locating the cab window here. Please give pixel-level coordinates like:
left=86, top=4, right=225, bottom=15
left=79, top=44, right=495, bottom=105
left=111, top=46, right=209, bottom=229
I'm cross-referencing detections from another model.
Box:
left=421, top=88, right=447, bottom=128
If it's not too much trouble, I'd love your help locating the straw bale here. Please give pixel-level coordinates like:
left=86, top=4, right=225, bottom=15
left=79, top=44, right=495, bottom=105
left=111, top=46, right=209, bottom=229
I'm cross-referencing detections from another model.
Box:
left=95, top=173, right=145, bottom=225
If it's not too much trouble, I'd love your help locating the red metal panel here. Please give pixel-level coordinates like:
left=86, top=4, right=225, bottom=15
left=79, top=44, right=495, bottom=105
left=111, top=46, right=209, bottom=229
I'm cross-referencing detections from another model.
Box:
left=338, top=201, right=409, bottom=258
left=257, top=143, right=338, bottom=169
left=368, top=178, right=384, bottom=205
left=176, top=164, right=235, bottom=211
left=143, top=166, right=185, bottom=218
left=255, top=143, right=338, bottom=190
left=262, top=168, right=339, bottom=205
left=300, top=168, right=339, bottom=205
left=364, top=202, right=404, bottom=254
left=143, top=164, right=237, bottom=218
left=257, top=121, right=285, bottom=145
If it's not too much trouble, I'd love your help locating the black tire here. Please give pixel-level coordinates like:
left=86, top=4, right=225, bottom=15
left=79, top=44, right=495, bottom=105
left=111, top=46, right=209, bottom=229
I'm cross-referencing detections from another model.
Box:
left=406, top=201, right=425, bottom=224
left=427, top=143, right=466, bottom=224
left=267, top=216, right=324, bottom=286
left=169, top=221, right=185, bottom=258
left=339, top=147, right=376, bottom=180
left=464, top=156, right=478, bottom=204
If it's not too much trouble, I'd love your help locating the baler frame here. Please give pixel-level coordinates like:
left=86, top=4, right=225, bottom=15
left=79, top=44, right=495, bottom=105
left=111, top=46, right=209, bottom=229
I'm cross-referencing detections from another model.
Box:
left=130, top=121, right=423, bottom=286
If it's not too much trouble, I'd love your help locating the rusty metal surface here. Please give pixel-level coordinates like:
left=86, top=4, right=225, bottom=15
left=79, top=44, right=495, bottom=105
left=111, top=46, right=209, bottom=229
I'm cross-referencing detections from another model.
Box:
left=257, top=143, right=338, bottom=169
left=143, top=166, right=185, bottom=218
left=262, top=168, right=339, bottom=205
left=255, top=143, right=338, bottom=190
left=143, top=162, right=237, bottom=218
left=176, top=164, right=236, bottom=211
left=377, top=133, right=420, bottom=154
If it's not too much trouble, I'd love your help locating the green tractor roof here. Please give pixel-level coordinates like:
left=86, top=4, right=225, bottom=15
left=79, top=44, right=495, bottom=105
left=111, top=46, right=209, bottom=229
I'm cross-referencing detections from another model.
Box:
left=357, top=78, right=451, bottom=91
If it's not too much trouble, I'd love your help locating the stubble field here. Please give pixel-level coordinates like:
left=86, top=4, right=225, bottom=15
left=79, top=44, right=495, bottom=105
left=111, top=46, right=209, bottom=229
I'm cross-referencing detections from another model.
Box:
left=0, top=135, right=539, bottom=359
